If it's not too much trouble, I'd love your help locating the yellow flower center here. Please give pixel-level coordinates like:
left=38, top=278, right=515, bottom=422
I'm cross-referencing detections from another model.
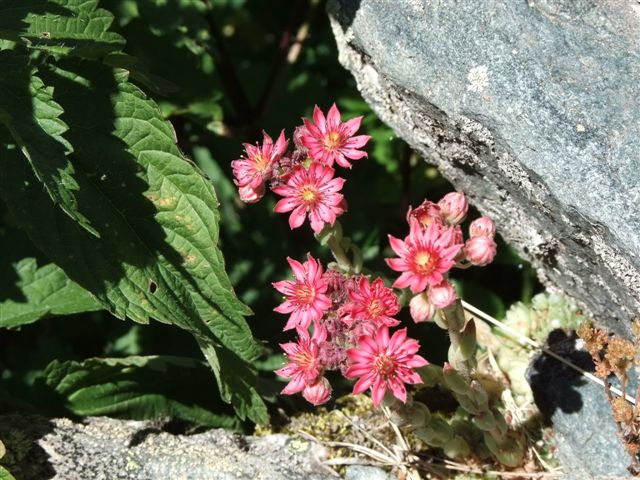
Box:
left=374, top=354, right=395, bottom=377
left=323, top=131, right=341, bottom=151
left=254, top=154, right=270, bottom=172
left=292, top=350, right=315, bottom=371
left=301, top=187, right=317, bottom=204
left=295, top=284, right=316, bottom=305
left=414, top=251, right=436, bottom=275
left=368, top=299, right=385, bottom=318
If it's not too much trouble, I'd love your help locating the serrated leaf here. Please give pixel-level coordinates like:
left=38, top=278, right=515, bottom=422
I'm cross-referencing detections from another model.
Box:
left=0, top=0, right=125, bottom=58
left=0, top=50, right=98, bottom=236
left=0, top=59, right=266, bottom=423
left=0, top=258, right=102, bottom=329
left=36, top=356, right=240, bottom=428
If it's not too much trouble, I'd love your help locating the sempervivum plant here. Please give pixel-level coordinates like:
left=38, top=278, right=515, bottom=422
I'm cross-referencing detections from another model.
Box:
left=231, top=103, right=523, bottom=468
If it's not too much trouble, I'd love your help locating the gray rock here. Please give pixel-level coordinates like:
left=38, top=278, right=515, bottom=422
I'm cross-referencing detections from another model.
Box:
left=344, top=465, right=395, bottom=480
left=0, top=415, right=341, bottom=480
left=527, top=330, right=635, bottom=479
left=328, top=0, right=640, bottom=337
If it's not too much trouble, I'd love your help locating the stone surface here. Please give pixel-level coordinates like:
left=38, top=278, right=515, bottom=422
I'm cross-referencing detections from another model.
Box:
left=527, top=330, right=635, bottom=479
left=328, top=0, right=640, bottom=338
left=0, top=415, right=341, bottom=480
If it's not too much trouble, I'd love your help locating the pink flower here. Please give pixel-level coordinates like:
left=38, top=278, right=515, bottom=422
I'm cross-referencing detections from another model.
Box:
left=464, top=237, right=497, bottom=266
left=349, top=277, right=400, bottom=328
left=272, top=162, right=346, bottom=234
left=273, top=254, right=332, bottom=331
left=302, top=377, right=332, bottom=405
left=408, top=200, right=443, bottom=228
left=346, top=327, right=428, bottom=405
left=300, top=103, right=371, bottom=168
left=232, top=130, right=288, bottom=192
left=428, top=281, right=457, bottom=309
left=469, top=216, right=496, bottom=239
left=409, top=292, right=436, bottom=323
left=386, top=219, right=463, bottom=293
left=276, top=327, right=327, bottom=395
left=438, top=192, right=468, bottom=225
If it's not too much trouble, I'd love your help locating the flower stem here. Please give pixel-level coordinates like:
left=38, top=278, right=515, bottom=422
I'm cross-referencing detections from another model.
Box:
left=443, top=299, right=472, bottom=380
left=327, top=234, right=353, bottom=272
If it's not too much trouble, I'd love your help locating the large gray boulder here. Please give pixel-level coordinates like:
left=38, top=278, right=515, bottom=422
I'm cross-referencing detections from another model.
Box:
left=328, top=0, right=640, bottom=337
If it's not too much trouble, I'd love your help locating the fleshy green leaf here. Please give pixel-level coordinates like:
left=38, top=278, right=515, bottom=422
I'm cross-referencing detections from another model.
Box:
left=0, top=0, right=125, bottom=58
left=0, top=258, right=102, bottom=329
left=37, top=356, right=240, bottom=428
left=0, top=50, right=97, bottom=236
left=0, top=58, right=266, bottom=423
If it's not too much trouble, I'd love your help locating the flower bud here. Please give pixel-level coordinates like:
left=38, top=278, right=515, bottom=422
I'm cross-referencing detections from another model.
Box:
left=428, top=281, right=457, bottom=309
left=438, top=192, right=468, bottom=225
left=464, top=237, right=497, bottom=266
left=410, top=292, right=436, bottom=323
left=469, top=216, right=496, bottom=238
left=302, top=377, right=331, bottom=406
left=238, top=183, right=265, bottom=203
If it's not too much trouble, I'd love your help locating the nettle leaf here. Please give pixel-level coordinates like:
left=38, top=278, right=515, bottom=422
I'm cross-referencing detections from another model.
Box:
left=0, top=51, right=97, bottom=236
left=0, top=0, right=125, bottom=58
left=38, top=356, right=240, bottom=428
left=0, top=59, right=267, bottom=423
left=0, top=258, right=102, bottom=329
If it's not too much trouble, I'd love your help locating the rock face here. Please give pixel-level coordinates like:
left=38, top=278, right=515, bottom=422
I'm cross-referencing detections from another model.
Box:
left=328, top=0, right=640, bottom=337
left=0, top=415, right=337, bottom=480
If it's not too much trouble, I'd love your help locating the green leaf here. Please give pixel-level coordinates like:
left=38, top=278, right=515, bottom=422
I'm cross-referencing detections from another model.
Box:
left=0, top=466, right=15, bottom=480
left=0, top=59, right=266, bottom=423
left=0, top=258, right=102, bottom=329
left=0, top=0, right=125, bottom=58
left=0, top=51, right=98, bottom=236
left=37, top=356, right=240, bottom=428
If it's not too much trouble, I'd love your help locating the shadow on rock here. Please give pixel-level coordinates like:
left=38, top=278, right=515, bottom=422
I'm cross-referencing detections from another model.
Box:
left=0, top=414, right=56, bottom=480
left=526, top=329, right=593, bottom=420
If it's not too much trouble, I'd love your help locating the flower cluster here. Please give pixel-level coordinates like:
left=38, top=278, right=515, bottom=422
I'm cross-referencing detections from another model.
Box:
left=273, top=255, right=428, bottom=406
left=231, top=103, right=500, bottom=413
left=231, top=104, right=370, bottom=233
left=386, top=193, right=497, bottom=322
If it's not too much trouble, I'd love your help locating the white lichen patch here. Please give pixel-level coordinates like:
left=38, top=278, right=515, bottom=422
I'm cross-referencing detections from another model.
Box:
left=467, top=65, right=489, bottom=93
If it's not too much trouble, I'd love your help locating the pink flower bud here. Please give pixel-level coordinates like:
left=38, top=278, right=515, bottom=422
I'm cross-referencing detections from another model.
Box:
left=238, top=183, right=265, bottom=203
left=464, top=237, right=497, bottom=266
left=303, top=377, right=331, bottom=406
left=428, top=281, right=457, bottom=309
left=438, top=192, right=468, bottom=225
left=469, top=216, right=496, bottom=238
left=410, top=292, right=437, bottom=323
left=408, top=200, right=443, bottom=228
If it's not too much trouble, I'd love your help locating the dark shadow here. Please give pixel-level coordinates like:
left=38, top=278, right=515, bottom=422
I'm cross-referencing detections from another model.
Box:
left=526, top=329, right=593, bottom=420
left=327, top=0, right=362, bottom=30
left=0, top=414, right=56, bottom=480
